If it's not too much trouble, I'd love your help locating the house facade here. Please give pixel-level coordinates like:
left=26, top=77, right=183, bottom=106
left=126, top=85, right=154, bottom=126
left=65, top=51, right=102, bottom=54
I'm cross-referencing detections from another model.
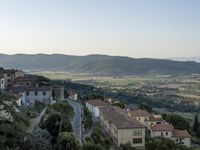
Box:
left=13, top=75, right=38, bottom=87
left=128, top=109, right=165, bottom=129
left=0, top=69, right=25, bottom=89
left=99, top=106, right=146, bottom=149
left=128, top=109, right=151, bottom=126
left=150, top=123, right=191, bottom=147
left=86, top=99, right=108, bottom=118
left=25, top=86, right=52, bottom=105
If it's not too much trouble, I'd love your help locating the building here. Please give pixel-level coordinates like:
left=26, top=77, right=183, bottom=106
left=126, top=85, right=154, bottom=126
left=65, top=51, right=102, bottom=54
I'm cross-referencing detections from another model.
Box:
left=68, top=93, right=78, bottom=101
left=148, top=115, right=165, bottom=128
left=173, top=130, right=191, bottom=147
left=52, top=86, right=64, bottom=101
left=150, top=123, right=174, bottom=138
left=25, top=86, right=52, bottom=105
left=150, top=123, right=191, bottom=147
left=99, top=106, right=145, bottom=149
left=0, top=75, right=5, bottom=91
left=14, top=93, right=25, bottom=107
left=128, top=109, right=165, bottom=129
left=128, top=109, right=151, bottom=126
left=13, top=75, right=38, bottom=87
left=85, top=99, right=108, bottom=118
left=0, top=69, right=25, bottom=88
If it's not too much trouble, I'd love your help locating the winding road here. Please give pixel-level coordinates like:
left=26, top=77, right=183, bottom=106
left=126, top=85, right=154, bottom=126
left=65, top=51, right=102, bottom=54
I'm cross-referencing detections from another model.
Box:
left=68, top=100, right=82, bottom=143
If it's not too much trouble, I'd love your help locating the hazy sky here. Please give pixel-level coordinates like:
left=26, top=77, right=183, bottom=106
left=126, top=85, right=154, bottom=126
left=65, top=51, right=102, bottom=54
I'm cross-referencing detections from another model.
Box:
left=0, top=0, right=199, bottom=58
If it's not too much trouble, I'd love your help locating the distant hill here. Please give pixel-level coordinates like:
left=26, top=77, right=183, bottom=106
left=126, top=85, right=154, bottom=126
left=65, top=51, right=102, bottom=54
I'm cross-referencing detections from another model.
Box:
left=0, top=53, right=200, bottom=75
left=167, top=57, right=200, bottom=63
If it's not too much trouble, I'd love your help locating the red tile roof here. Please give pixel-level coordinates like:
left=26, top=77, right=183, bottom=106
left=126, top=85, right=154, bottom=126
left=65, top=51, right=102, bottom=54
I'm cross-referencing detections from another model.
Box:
left=99, top=106, right=145, bottom=129
left=173, top=130, right=191, bottom=138
left=129, top=109, right=151, bottom=117
left=151, top=123, right=174, bottom=131
left=149, top=115, right=164, bottom=122
left=86, top=99, right=108, bottom=107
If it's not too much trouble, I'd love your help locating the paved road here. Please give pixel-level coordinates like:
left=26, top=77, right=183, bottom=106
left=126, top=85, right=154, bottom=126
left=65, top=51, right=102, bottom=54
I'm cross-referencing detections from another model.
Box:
left=27, top=107, right=46, bottom=133
left=68, top=100, right=82, bottom=143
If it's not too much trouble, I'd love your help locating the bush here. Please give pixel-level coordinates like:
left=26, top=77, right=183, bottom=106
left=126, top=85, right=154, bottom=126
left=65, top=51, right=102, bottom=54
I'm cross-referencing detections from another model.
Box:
left=83, top=107, right=93, bottom=129
left=57, top=132, right=80, bottom=150
left=82, top=142, right=105, bottom=150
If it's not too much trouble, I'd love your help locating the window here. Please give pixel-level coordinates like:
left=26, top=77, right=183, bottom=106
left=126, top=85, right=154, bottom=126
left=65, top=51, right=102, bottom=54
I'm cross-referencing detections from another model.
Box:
left=7, top=79, right=11, bottom=83
left=7, top=74, right=10, bottom=77
left=26, top=91, right=29, bottom=96
left=138, top=117, right=140, bottom=120
left=133, top=138, right=142, bottom=144
left=166, top=132, right=168, bottom=136
left=35, top=91, right=38, bottom=96
left=161, top=132, right=163, bottom=136
left=27, top=82, right=29, bottom=86
left=43, top=91, right=46, bottom=96
left=133, top=130, right=143, bottom=136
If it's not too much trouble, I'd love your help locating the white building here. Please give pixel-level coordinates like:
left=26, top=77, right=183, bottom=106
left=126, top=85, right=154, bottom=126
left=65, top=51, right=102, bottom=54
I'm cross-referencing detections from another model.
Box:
left=69, top=93, right=78, bottom=101
left=15, top=93, right=25, bottom=107
left=0, top=75, right=5, bottom=91
left=25, top=86, right=52, bottom=105
left=99, top=106, right=146, bottom=149
left=150, top=123, right=191, bottom=147
left=86, top=99, right=108, bottom=118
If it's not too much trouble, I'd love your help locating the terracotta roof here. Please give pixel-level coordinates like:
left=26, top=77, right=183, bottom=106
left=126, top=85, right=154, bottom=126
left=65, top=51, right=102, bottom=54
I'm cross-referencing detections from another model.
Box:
left=86, top=99, right=108, bottom=107
left=99, top=106, right=145, bottom=129
left=129, top=109, right=151, bottom=117
left=25, top=86, right=52, bottom=91
left=151, top=123, right=174, bottom=131
left=149, top=115, right=164, bottom=122
left=173, top=130, right=191, bottom=138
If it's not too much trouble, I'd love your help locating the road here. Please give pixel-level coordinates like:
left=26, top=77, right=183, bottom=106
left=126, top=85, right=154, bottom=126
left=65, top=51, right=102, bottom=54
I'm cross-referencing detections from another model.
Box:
left=27, top=107, right=47, bottom=134
left=68, top=100, right=82, bottom=143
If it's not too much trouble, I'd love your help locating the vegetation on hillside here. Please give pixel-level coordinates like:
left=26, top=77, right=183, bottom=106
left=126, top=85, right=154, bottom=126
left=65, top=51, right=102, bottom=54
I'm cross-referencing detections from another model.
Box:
left=0, top=93, right=46, bottom=149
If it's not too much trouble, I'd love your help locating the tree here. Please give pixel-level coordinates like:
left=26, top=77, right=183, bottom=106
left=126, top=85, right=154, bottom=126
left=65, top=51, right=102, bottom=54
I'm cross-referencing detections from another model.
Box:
left=50, top=101, right=74, bottom=118
left=196, top=127, right=200, bottom=138
left=40, top=112, right=72, bottom=139
left=138, top=104, right=153, bottom=113
left=112, top=102, right=126, bottom=109
left=20, top=129, right=53, bottom=150
left=82, top=142, right=105, bottom=150
left=57, top=132, right=80, bottom=150
left=192, top=114, right=199, bottom=132
left=146, top=137, right=191, bottom=150
left=83, top=107, right=93, bottom=129
left=163, top=114, right=190, bottom=130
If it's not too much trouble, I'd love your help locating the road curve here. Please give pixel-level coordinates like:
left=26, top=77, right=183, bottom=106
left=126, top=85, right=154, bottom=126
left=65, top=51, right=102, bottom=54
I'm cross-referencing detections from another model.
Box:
left=68, top=100, right=82, bottom=143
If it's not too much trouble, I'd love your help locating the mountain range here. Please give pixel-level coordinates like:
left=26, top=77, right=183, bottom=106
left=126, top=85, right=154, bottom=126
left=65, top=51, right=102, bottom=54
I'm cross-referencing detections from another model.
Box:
left=0, top=53, right=200, bottom=75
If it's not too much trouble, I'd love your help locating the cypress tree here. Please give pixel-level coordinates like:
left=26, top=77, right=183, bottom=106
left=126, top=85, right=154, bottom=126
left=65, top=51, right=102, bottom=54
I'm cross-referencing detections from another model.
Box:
left=192, top=114, right=199, bottom=132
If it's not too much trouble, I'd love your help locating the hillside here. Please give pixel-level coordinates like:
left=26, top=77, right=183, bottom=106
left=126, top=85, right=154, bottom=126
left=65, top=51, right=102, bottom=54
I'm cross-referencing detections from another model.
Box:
left=0, top=54, right=200, bottom=75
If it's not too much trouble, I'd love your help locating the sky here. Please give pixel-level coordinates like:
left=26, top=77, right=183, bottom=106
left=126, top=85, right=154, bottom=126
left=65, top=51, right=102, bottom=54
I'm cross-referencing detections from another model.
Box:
left=0, top=0, right=199, bottom=58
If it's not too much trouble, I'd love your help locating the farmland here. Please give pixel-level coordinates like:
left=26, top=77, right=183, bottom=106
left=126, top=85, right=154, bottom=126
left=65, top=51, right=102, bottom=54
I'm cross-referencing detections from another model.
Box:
left=35, top=71, right=200, bottom=121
